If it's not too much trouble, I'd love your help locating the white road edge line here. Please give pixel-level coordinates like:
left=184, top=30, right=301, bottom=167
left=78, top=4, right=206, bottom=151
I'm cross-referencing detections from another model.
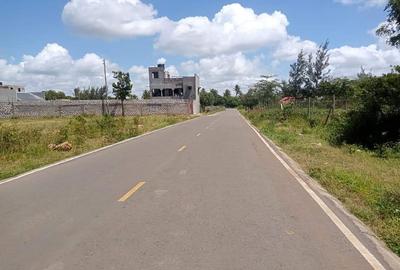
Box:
left=240, top=113, right=386, bottom=270
left=0, top=116, right=201, bottom=186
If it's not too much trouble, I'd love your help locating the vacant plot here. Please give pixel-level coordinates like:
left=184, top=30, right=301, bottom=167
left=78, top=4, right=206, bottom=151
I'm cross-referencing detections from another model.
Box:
left=0, top=114, right=193, bottom=181
left=241, top=108, right=400, bottom=256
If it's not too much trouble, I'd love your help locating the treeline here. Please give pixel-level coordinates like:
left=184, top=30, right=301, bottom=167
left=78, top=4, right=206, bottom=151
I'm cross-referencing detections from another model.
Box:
left=200, top=85, right=243, bottom=109
left=44, top=87, right=108, bottom=101
left=200, top=41, right=400, bottom=150
left=45, top=86, right=138, bottom=101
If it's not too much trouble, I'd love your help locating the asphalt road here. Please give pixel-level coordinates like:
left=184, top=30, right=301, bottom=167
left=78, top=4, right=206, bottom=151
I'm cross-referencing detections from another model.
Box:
left=0, top=110, right=396, bottom=270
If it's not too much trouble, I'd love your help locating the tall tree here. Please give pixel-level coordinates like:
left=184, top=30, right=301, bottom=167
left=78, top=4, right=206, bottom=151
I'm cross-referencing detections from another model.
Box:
left=241, top=88, right=259, bottom=109
left=223, top=89, right=232, bottom=98
left=234, top=84, right=242, bottom=97
left=200, top=89, right=215, bottom=110
left=112, top=71, right=133, bottom=117
left=210, top=89, right=225, bottom=106
left=254, top=75, right=281, bottom=106
left=288, top=50, right=307, bottom=98
left=377, top=0, right=400, bottom=47
left=306, top=41, right=330, bottom=97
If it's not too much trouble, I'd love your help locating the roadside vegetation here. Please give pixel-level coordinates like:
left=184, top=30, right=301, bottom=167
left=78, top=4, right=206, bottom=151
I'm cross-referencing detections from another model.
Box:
left=223, top=3, right=400, bottom=254
left=242, top=108, right=400, bottom=255
left=229, top=39, right=400, bottom=255
left=0, top=114, right=193, bottom=181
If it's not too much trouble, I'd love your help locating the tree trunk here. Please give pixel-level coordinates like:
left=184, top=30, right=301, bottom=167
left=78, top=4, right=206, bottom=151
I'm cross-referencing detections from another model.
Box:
left=332, top=94, right=336, bottom=116
left=324, top=107, right=333, bottom=126
left=121, top=99, right=125, bottom=117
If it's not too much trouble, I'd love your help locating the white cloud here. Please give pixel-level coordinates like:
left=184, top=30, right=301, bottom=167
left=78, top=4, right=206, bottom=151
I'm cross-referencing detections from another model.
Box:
left=335, top=0, right=387, bottom=7
left=128, top=65, right=149, bottom=94
left=62, top=0, right=171, bottom=38
left=0, top=43, right=123, bottom=95
left=156, top=3, right=289, bottom=57
left=273, top=36, right=318, bottom=62
left=330, top=43, right=400, bottom=77
left=157, top=57, right=166, bottom=65
left=62, top=1, right=293, bottom=57
left=181, top=53, right=266, bottom=90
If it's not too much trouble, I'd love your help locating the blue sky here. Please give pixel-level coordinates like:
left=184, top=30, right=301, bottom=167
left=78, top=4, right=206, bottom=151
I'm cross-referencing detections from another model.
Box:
left=0, top=0, right=396, bottom=95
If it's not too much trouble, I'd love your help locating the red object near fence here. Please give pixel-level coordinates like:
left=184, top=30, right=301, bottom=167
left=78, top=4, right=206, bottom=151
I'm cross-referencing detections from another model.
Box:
left=280, top=96, right=295, bottom=105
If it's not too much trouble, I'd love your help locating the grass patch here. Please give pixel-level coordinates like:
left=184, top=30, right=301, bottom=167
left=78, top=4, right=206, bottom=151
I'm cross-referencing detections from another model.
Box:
left=241, top=108, right=400, bottom=256
left=0, top=114, right=194, bottom=181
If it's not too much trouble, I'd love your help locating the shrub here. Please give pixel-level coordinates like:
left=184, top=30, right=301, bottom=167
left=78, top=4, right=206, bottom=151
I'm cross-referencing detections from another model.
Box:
left=329, top=70, right=400, bottom=149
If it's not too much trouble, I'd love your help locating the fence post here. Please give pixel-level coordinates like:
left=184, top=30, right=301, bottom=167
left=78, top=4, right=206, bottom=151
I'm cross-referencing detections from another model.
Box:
left=332, top=94, right=336, bottom=116
left=11, top=102, right=15, bottom=117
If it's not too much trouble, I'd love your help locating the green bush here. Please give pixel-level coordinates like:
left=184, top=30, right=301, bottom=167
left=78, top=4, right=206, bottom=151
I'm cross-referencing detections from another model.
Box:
left=329, top=70, right=400, bottom=149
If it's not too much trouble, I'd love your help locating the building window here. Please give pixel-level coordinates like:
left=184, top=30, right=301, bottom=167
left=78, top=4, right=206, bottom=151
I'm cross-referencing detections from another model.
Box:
left=174, top=88, right=183, bottom=97
left=162, top=89, right=173, bottom=97
left=152, top=89, right=161, bottom=97
left=152, top=72, right=159, bottom=79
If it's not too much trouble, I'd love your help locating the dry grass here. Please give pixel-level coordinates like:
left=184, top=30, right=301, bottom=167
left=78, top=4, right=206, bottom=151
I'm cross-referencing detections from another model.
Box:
left=0, top=114, right=193, bottom=181
left=241, top=108, right=400, bottom=256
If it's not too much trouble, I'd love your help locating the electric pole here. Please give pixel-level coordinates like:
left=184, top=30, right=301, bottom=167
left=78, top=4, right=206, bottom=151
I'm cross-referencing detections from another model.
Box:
left=103, top=59, right=109, bottom=115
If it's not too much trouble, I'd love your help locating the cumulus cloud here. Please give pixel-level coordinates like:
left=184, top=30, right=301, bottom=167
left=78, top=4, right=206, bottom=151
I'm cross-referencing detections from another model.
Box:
left=62, top=0, right=171, bottom=38
left=273, top=36, right=318, bottom=62
left=330, top=43, right=400, bottom=76
left=180, top=53, right=266, bottom=90
left=0, top=43, right=123, bottom=94
left=335, top=0, right=387, bottom=7
left=156, top=4, right=289, bottom=57
left=8, top=3, right=398, bottom=94
left=62, top=1, right=295, bottom=57
left=157, top=57, right=166, bottom=65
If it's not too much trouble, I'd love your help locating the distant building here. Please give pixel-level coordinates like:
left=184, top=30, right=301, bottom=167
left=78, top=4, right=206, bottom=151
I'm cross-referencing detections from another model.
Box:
left=0, top=82, right=25, bottom=102
left=148, top=64, right=200, bottom=114
left=0, top=82, right=45, bottom=102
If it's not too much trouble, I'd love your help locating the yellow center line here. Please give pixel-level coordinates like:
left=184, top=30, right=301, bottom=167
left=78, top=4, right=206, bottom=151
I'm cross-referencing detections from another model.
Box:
left=118, top=181, right=146, bottom=202
left=178, top=145, right=187, bottom=152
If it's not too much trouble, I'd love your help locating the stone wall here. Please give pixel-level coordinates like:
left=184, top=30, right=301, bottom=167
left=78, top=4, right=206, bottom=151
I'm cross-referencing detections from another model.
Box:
left=0, top=99, right=193, bottom=118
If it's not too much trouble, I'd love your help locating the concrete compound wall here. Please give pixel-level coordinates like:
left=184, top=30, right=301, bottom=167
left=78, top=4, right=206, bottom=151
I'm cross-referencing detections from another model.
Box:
left=0, top=99, right=194, bottom=118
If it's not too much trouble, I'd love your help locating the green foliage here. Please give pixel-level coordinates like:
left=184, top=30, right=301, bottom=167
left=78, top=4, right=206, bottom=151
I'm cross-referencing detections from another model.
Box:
left=45, top=90, right=68, bottom=100
left=234, top=84, right=242, bottom=97
left=142, top=90, right=151, bottom=99
left=242, top=108, right=400, bottom=255
left=73, top=86, right=107, bottom=100
left=377, top=0, right=400, bottom=47
left=0, top=115, right=192, bottom=180
left=319, top=78, right=353, bottom=98
left=223, top=89, right=232, bottom=98
left=112, top=71, right=133, bottom=101
left=112, top=71, right=133, bottom=116
left=330, top=69, right=400, bottom=149
left=305, top=41, right=330, bottom=97
left=241, top=88, right=259, bottom=109
left=288, top=49, right=308, bottom=98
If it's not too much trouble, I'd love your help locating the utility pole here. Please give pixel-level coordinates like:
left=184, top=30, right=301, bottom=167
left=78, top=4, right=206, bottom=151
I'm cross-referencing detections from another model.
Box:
left=103, top=59, right=109, bottom=115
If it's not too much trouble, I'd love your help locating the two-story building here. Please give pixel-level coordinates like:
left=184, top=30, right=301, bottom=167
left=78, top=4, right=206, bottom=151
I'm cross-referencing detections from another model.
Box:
left=148, top=64, right=200, bottom=114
